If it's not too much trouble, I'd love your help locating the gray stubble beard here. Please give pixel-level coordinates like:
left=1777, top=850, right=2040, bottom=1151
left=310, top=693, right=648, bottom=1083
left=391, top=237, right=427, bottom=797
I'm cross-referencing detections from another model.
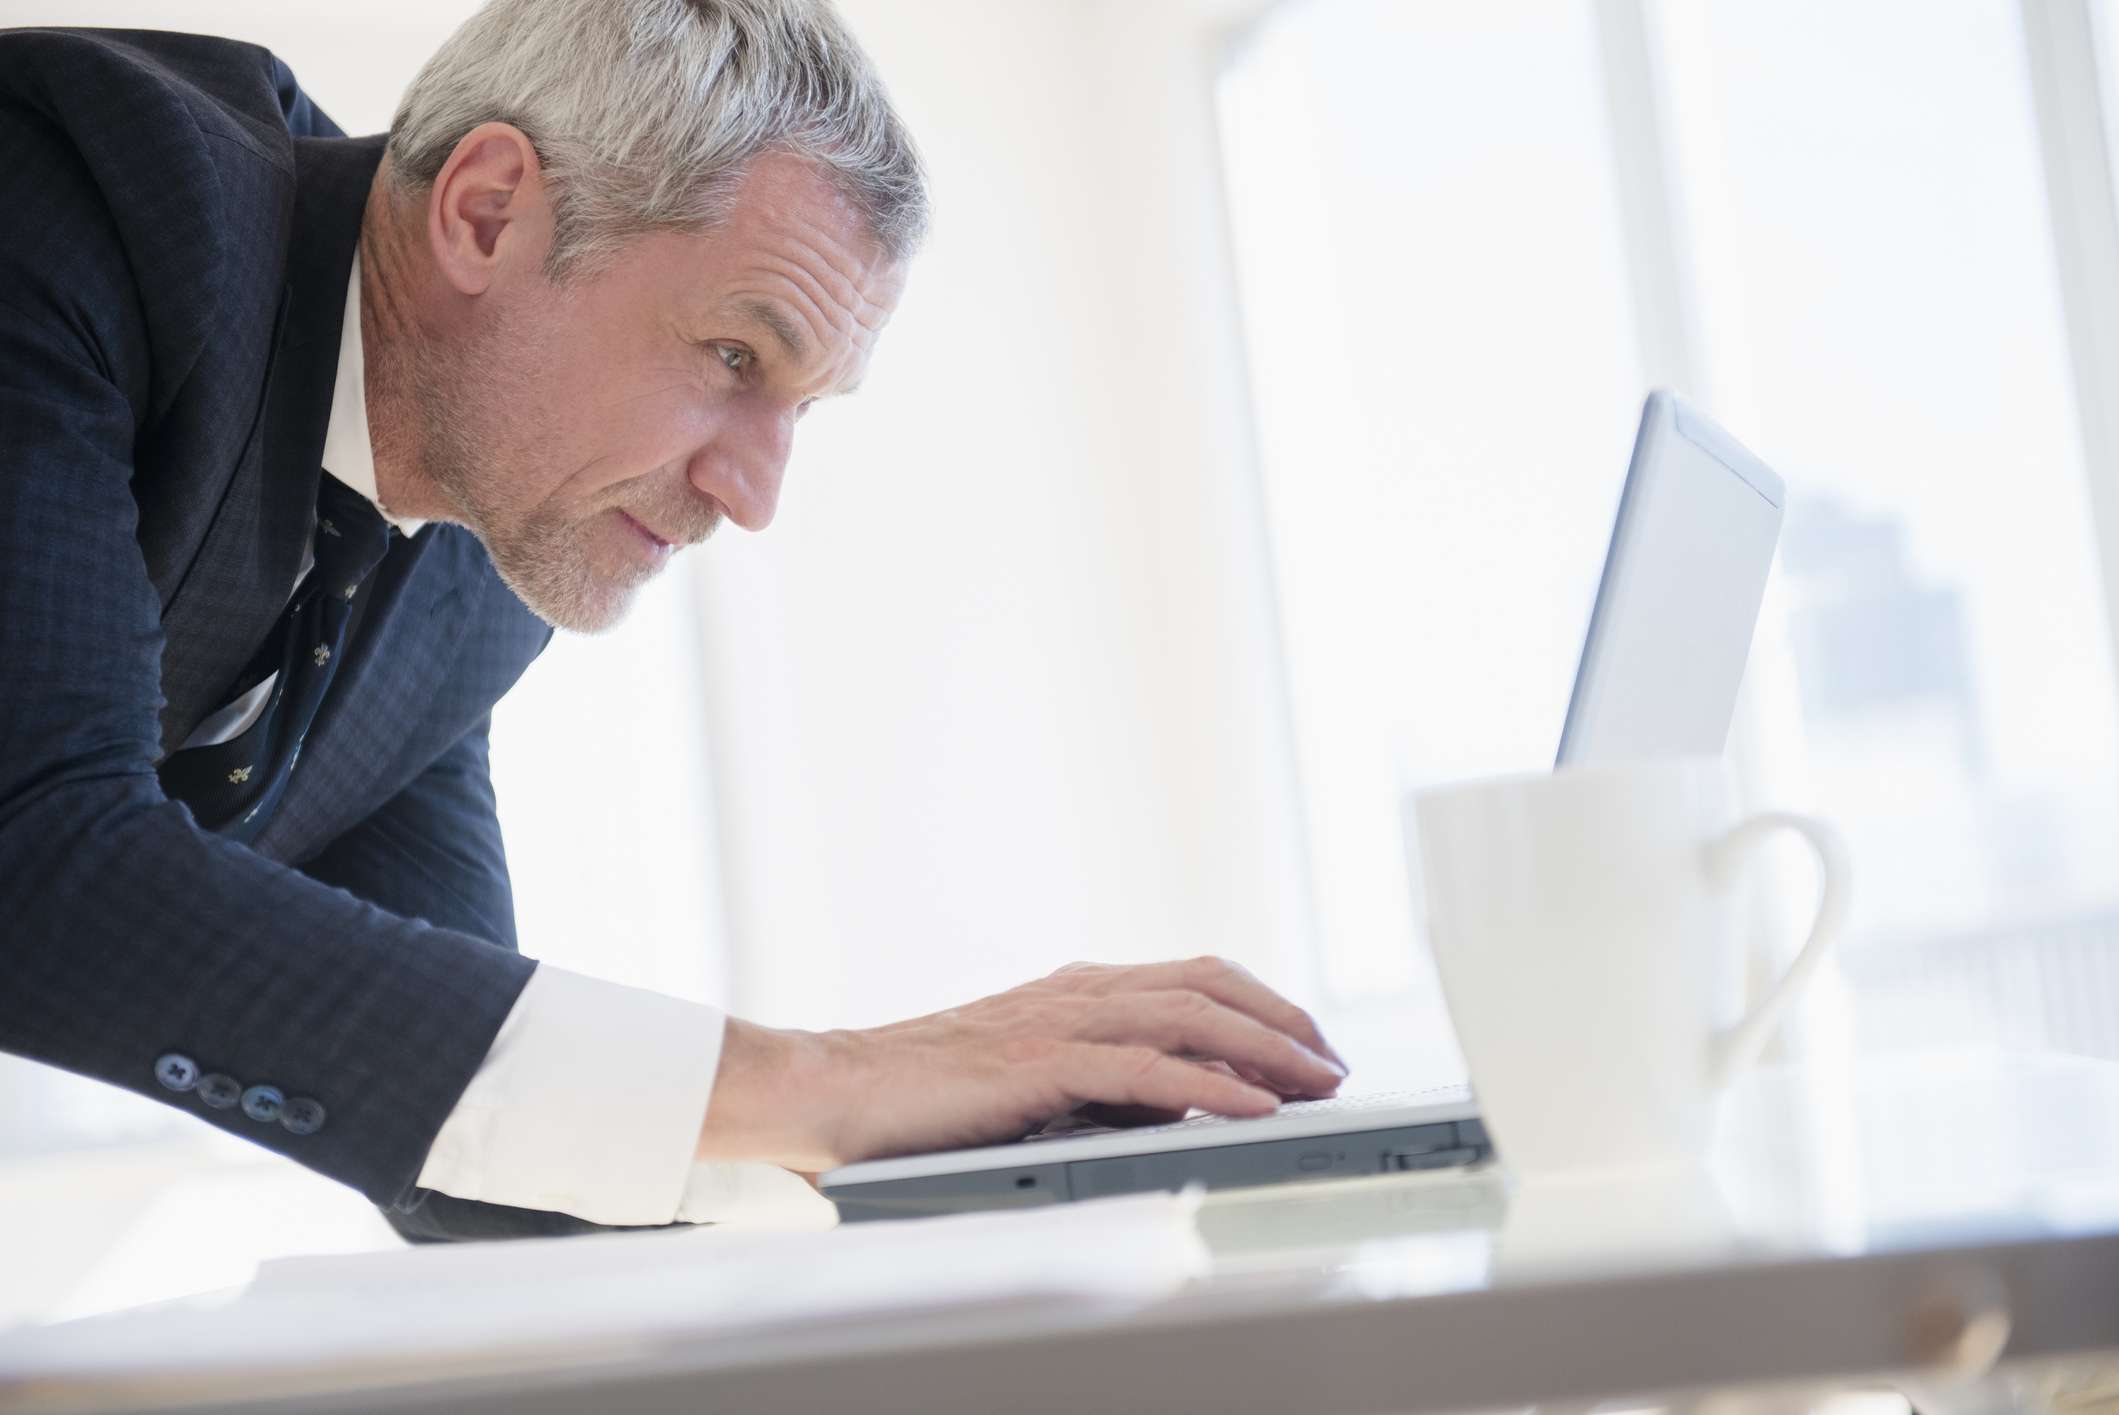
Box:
left=411, top=317, right=648, bottom=636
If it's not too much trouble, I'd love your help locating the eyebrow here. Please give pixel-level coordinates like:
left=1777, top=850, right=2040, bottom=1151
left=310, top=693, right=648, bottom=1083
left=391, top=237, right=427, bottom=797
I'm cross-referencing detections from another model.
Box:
left=736, top=297, right=809, bottom=364
left=733, top=296, right=862, bottom=398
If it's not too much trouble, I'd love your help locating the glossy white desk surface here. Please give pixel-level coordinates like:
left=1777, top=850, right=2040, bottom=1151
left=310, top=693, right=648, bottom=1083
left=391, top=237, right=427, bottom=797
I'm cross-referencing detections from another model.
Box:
left=17, top=1048, right=2119, bottom=1414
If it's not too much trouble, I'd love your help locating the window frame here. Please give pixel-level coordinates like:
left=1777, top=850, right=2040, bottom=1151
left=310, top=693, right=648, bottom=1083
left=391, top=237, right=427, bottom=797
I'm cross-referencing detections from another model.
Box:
left=1212, top=0, right=2119, bottom=1012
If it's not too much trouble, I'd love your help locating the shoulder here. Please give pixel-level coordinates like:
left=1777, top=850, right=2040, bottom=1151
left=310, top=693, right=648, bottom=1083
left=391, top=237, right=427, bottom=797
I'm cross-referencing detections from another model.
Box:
left=0, top=29, right=338, bottom=420
left=0, top=28, right=340, bottom=160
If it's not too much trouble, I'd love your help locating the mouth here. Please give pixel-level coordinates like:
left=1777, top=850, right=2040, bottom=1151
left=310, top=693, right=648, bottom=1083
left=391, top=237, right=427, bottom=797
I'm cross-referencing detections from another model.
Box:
left=617, top=510, right=675, bottom=554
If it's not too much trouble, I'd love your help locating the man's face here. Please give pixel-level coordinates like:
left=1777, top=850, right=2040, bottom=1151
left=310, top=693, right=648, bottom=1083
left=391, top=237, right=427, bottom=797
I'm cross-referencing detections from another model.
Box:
left=423, top=152, right=907, bottom=632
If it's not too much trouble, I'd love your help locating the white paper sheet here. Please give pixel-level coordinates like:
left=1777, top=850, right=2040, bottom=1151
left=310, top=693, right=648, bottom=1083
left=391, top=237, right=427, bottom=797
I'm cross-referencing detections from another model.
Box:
left=0, top=1188, right=1208, bottom=1398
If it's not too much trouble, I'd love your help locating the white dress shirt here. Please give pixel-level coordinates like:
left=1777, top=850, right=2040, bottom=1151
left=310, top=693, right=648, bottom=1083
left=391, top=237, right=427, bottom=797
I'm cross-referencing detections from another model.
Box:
left=239, top=255, right=764, bottom=1227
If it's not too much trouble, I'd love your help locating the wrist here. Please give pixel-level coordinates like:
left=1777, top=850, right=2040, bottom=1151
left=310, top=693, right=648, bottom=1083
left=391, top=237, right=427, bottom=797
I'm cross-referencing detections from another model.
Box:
left=695, top=1018, right=847, bottom=1171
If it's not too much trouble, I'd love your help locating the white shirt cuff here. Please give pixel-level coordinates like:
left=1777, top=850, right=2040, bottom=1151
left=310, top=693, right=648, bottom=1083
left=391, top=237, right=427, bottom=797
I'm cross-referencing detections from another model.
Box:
left=672, top=1159, right=838, bottom=1228
left=416, top=964, right=726, bottom=1227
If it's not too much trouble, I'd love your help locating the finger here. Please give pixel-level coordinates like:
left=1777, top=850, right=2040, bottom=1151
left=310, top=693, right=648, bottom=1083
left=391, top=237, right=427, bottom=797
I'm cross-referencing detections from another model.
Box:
left=1057, top=1043, right=1279, bottom=1119
left=1104, top=957, right=1349, bottom=1072
left=1075, top=993, right=1343, bottom=1096
left=1067, top=1061, right=1298, bottom=1127
left=1044, top=958, right=1349, bottom=1076
left=1192, top=1058, right=1315, bottom=1102
left=1072, top=1100, right=1190, bottom=1128
left=1079, top=1061, right=1250, bottom=1127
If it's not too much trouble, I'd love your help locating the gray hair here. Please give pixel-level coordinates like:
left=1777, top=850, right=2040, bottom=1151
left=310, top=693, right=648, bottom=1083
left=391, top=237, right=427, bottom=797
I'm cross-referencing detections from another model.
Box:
left=386, top=0, right=928, bottom=281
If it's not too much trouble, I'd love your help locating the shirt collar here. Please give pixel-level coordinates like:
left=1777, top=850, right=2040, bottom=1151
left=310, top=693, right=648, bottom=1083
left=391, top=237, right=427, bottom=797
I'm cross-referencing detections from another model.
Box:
left=321, top=251, right=425, bottom=537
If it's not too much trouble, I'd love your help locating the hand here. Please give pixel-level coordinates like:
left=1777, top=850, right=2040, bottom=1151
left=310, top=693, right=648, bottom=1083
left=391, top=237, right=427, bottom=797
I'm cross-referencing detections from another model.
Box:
left=696, top=956, right=1349, bottom=1173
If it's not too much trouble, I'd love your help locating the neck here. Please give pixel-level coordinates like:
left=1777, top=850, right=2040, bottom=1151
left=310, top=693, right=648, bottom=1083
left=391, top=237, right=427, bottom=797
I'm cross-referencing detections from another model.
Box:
left=358, top=162, right=453, bottom=526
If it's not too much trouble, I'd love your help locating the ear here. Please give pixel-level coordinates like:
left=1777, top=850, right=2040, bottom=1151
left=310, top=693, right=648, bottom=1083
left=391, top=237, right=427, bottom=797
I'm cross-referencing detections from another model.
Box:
left=426, top=122, right=552, bottom=296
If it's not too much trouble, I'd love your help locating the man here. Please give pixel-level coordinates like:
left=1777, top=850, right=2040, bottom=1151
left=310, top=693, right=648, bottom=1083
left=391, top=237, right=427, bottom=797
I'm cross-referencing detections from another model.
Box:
left=0, top=0, right=1349, bottom=1243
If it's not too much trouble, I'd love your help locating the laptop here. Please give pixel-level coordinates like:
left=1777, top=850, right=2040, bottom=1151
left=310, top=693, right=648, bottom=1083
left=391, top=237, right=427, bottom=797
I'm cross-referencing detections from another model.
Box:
left=821, top=390, right=1786, bottom=1222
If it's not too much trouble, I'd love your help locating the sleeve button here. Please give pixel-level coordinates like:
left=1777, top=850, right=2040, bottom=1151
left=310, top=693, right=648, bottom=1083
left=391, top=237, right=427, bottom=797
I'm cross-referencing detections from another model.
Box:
left=197, top=1073, right=242, bottom=1109
left=240, top=1084, right=285, bottom=1123
left=153, top=1053, right=199, bottom=1092
left=279, top=1097, right=326, bottom=1136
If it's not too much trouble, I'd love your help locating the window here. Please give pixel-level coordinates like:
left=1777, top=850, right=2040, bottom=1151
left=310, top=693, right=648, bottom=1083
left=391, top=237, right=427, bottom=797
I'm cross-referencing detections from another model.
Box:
left=1221, top=0, right=2119, bottom=1064
left=1657, top=0, right=2119, bottom=1053
left=1218, top=0, right=1648, bottom=1013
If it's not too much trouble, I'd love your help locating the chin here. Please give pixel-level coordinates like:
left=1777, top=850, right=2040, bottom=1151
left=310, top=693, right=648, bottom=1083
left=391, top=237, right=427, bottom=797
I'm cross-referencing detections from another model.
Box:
left=528, top=596, right=633, bottom=636
left=533, top=581, right=645, bottom=635
left=490, top=555, right=647, bottom=636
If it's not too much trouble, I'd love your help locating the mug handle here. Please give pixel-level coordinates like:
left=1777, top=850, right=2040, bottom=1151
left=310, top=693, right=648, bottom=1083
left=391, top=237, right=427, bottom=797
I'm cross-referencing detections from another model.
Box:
left=1702, top=811, right=1853, bottom=1090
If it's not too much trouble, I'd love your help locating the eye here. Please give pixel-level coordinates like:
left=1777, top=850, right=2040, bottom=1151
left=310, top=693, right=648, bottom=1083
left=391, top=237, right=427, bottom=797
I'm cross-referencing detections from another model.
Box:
left=713, top=344, right=752, bottom=374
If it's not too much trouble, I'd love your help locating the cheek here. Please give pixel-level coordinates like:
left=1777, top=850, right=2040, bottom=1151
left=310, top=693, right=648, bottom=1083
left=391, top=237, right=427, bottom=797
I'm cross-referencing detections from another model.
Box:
left=552, top=379, right=724, bottom=506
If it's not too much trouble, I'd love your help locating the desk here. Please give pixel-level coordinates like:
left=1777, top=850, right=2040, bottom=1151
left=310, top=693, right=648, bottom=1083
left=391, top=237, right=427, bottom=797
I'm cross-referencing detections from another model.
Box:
left=11, top=1049, right=2119, bottom=1414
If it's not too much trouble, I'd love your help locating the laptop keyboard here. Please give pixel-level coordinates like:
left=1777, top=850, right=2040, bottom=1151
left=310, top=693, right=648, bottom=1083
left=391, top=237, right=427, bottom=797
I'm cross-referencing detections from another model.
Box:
left=1019, top=1086, right=1469, bottom=1144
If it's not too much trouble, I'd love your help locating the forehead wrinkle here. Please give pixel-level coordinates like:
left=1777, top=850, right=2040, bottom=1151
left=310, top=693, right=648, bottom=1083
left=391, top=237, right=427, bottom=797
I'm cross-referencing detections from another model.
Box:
left=752, top=268, right=890, bottom=387
left=735, top=296, right=809, bottom=363
left=753, top=218, right=896, bottom=338
left=767, top=198, right=891, bottom=287
left=713, top=205, right=898, bottom=394
left=729, top=279, right=860, bottom=390
left=736, top=257, right=884, bottom=374
left=727, top=289, right=872, bottom=401
left=751, top=266, right=858, bottom=357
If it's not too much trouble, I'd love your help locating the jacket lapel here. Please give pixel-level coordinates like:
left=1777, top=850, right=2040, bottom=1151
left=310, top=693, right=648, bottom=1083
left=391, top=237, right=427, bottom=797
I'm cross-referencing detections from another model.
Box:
left=251, top=523, right=487, bottom=862
left=156, top=135, right=386, bottom=754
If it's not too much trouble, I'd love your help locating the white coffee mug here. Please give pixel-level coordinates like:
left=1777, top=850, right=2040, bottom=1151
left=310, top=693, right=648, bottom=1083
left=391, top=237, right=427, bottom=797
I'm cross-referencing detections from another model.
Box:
left=1413, top=758, right=1850, bottom=1181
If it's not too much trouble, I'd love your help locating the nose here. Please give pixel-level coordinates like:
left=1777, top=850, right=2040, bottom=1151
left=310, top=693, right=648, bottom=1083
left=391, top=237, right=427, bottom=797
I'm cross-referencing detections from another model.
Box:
left=687, top=402, right=793, bottom=532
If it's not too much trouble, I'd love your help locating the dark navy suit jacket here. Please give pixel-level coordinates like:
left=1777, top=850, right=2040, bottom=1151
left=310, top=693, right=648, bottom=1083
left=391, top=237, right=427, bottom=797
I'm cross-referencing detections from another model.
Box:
left=0, top=28, right=618, bottom=1240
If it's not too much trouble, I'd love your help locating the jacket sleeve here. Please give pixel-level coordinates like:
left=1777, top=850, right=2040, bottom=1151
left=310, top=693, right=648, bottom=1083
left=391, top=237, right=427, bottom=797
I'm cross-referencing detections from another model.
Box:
left=268, top=48, right=344, bottom=141
left=0, top=79, right=534, bottom=1214
left=298, top=715, right=523, bottom=953
left=295, top=716, right=689, bottom=1243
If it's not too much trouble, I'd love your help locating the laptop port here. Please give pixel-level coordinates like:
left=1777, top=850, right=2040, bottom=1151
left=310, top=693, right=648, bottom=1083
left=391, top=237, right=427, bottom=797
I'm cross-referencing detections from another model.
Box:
left=1385, top=1146, right=1478, bottom=1172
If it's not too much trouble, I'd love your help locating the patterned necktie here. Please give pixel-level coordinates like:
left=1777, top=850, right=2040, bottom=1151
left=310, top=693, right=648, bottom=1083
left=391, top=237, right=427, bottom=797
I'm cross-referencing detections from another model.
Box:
left=158, top=476, right=394, bottom=844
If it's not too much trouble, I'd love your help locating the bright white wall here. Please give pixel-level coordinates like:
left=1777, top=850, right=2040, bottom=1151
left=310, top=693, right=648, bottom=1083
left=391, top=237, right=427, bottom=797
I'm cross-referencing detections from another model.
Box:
left=690, top=0, right=1320, bottom=1029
